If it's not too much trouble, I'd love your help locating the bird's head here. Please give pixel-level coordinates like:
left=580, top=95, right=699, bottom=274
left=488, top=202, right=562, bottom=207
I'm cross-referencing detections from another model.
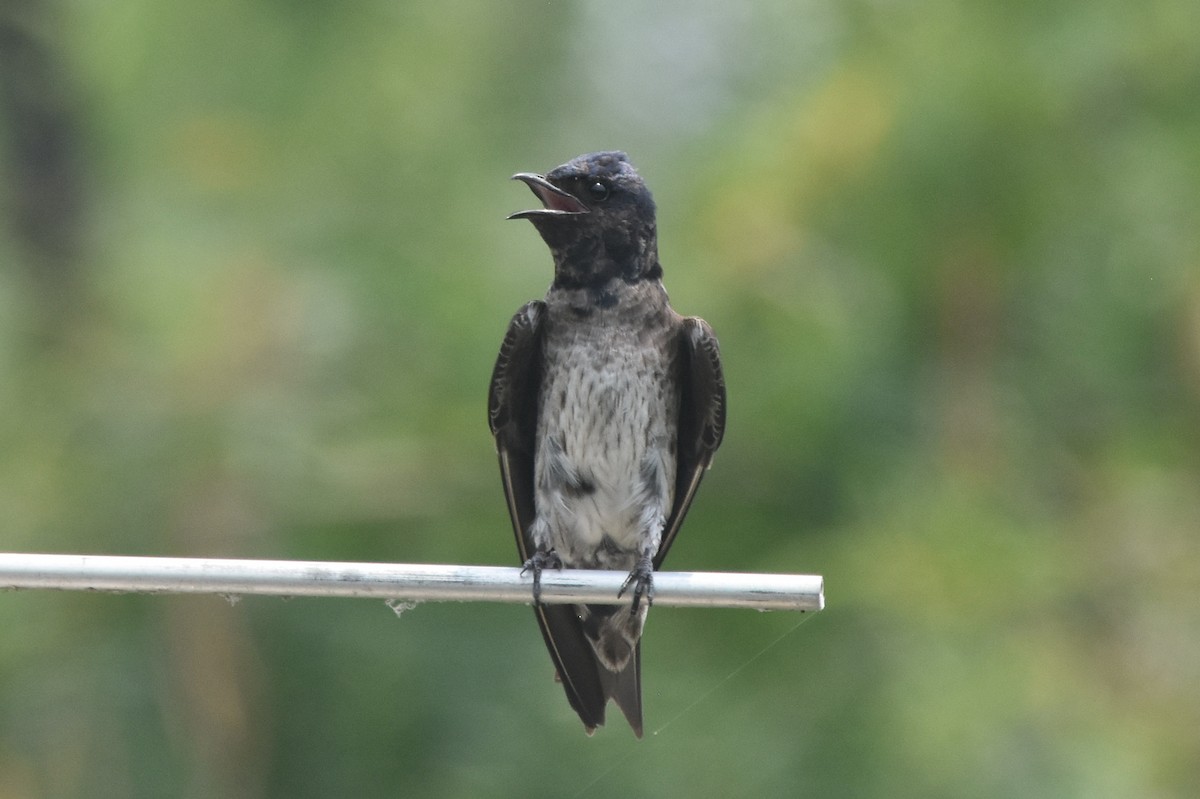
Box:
left=509, top=151, right=661, bottom=288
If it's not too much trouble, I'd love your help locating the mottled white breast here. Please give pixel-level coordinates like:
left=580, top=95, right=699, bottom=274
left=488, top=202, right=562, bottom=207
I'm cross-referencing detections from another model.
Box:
left=532, top=294, right=679, bottom=570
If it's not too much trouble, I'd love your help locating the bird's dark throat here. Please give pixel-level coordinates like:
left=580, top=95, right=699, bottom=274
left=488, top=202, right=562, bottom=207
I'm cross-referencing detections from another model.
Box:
left=553, top=262, right=661, bottom=289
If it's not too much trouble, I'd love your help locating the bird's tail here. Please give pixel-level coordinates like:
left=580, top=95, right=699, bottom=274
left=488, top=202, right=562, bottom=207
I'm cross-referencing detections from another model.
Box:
left=598, top=641, right=643, bottom=738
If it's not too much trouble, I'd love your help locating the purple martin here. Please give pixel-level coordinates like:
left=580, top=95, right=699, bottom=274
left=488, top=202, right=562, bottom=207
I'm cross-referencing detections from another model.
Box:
left=488, top=152, right=726, bottom=736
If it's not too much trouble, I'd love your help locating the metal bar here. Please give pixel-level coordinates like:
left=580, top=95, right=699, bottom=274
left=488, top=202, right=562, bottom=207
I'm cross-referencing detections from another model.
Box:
left=0, top=553, right=824, bottom=612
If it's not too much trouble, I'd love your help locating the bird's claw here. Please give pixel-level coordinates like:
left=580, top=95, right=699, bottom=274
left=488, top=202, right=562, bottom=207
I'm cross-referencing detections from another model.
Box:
left=521, top=549, right=564, bottom=605
left=618, top=556, right=655, bottom=613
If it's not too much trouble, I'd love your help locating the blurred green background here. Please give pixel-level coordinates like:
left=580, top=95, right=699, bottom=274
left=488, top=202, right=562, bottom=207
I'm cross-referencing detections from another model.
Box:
left=2, top=0, right=1198, bottom=796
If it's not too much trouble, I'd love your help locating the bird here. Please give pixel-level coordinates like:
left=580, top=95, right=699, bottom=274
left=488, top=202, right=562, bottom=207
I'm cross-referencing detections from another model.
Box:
left=487, top=151, right=726, bottom=736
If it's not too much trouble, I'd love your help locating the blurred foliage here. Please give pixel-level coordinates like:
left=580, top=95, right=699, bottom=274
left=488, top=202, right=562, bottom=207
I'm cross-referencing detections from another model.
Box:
left=1, top=0, right=1198, bottom=796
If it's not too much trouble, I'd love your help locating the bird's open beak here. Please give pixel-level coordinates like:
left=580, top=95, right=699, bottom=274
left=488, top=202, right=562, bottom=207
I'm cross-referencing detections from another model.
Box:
left=507, top=173, right=589, bottom=219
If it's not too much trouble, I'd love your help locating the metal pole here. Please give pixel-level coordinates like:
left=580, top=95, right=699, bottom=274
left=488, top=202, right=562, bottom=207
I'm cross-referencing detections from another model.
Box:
left=0, top=553, right=824, bottom=612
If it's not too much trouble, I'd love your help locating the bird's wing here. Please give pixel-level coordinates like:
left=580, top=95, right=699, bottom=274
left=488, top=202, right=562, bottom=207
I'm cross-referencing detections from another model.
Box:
left=655, top=317, right=726, bottom=569
left=488, top=301, right=610, bottom=732
left=488, top=301, right=545, bottom=554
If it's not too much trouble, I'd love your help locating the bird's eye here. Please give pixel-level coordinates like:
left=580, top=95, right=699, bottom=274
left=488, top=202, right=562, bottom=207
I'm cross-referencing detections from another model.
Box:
left=586, top=181, right=610, bottom=202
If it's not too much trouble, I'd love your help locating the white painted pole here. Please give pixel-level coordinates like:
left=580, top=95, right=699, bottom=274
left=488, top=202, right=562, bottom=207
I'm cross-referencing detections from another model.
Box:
left=0, top=553, right=824, bottom=612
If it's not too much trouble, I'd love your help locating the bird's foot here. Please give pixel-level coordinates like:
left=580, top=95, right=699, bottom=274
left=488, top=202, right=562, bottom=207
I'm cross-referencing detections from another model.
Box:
left=521, top=549, right=563, bottom=605
left=618, top=554, right=655, bottom=614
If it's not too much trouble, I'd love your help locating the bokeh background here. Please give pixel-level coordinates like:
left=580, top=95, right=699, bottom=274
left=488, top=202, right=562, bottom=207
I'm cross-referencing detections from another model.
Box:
left=2, top=0, right=1198, bottom=796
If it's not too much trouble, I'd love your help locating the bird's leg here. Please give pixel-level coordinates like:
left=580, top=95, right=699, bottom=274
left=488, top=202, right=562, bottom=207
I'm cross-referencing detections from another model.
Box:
left=618, top=551, right=655, bottom=613
left=521, top=549, right=563, bottom=606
